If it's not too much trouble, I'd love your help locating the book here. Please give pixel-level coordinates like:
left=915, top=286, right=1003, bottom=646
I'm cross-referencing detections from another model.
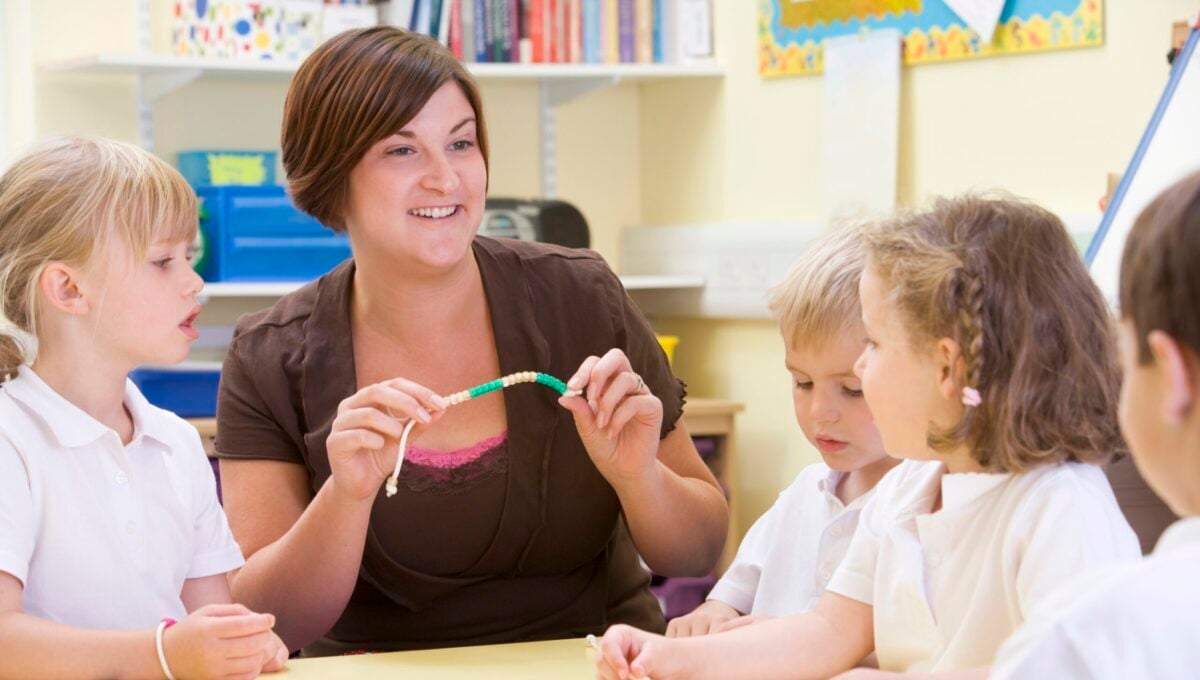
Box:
left=477, top=0, right=491, bottom=61
left=617, top=0, right=634, bottom=62
left=437, top=0, right=454, bottom=44
left=462, top=0, right=476, bottom=61
left=602, top=0, right=618, bottom=63
left=634, top=0, right=651, bottom=63
left=568, top=0, right=582, bottom=63
left=582, top=0, right=601, bottom=63
left=449, top=0, right=462, bottom=56
left=530, top=0, right=545, bottom=61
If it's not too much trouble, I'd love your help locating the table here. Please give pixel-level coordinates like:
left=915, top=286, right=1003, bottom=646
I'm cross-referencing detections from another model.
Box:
left=276, top=638, right=596, bottom=679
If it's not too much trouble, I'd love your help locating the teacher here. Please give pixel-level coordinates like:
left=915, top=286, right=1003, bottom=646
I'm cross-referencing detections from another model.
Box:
left=215, top=26, right=728, bottom=655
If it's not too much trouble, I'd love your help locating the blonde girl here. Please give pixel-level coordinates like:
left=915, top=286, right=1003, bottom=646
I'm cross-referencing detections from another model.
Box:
left=0, top=137, right=286, bottom=680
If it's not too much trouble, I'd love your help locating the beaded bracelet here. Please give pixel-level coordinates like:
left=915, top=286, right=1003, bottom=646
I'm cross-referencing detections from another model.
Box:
left=385, top=372, right=582, bottom=497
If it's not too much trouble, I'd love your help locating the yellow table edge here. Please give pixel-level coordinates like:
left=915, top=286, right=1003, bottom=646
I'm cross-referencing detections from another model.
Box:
left=278, top=637, right=597, bottom=679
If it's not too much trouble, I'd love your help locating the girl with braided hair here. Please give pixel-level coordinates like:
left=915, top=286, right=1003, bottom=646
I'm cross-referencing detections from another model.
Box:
left=594, top=195, right=1141, bottom=680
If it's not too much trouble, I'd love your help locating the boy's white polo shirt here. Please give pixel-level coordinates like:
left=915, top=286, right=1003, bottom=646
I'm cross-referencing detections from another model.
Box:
left=0, top=365, right=244, bottom=630
left=707, top=462, right=872, bottom=616
left=992, top=516, right=1200, bottom=680
left=826, top=458, right=1139, bottom=672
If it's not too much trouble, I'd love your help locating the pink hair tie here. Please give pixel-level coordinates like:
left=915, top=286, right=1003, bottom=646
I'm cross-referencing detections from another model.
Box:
left=961, top=387, right=982, bottom=407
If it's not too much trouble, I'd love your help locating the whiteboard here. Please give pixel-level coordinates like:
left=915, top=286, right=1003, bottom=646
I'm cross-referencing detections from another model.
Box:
left=1087, top=25, right=1200, bottom=306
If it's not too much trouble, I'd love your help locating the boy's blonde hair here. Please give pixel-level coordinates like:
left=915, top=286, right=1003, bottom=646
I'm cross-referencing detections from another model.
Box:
left=767, top=223, right=869, bottom=349
left=864, top=194, right=1124, bottom=473
left=0, top=136, right=197, bottom=381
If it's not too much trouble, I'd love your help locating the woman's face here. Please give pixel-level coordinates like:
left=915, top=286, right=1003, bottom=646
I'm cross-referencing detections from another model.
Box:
left=343, top=82, right=487, bottom=276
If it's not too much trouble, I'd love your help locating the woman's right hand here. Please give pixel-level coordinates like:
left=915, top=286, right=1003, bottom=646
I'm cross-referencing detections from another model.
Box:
left=664, top=600, right=741, bottom=638
left=162, top=603, right=282, bottom=680
left=326, top=378, right=448, bottom=502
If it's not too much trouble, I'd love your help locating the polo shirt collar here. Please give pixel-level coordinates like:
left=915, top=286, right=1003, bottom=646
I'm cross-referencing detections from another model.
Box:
left=6, top=364, right=173, bottom=451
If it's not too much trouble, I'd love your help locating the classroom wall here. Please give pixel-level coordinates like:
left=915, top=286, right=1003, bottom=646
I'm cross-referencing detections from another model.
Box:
left=641, top=0, right=1200, bottom=536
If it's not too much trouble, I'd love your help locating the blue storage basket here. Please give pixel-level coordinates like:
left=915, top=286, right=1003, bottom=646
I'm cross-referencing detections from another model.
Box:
left=130, top=365, right=222, bottom=418
left=178, top=150, right=277, bottom=187
left=196, top=185, right=352, bottom=282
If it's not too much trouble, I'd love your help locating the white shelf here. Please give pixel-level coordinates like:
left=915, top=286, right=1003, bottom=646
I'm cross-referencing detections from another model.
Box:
left=200, top=274, right=703, bottom=301
left=41, top=53, right=725, bottom=83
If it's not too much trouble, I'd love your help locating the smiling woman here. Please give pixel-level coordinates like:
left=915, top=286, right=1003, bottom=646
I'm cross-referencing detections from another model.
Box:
left=213, top=27, right=729, bottom=656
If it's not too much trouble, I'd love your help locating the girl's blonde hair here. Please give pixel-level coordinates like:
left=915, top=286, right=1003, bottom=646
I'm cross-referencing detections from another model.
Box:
left=0, top=136, right=197, bottom=381
left=767, top=222, right=869, bottom=349
left=865, top=194, right=1125, bottom=472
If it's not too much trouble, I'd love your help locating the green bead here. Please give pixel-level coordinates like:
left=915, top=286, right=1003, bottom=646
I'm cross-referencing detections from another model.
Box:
left=468, top=380, right=503, bottom=398
left=535, top=373, right=569, bottom=395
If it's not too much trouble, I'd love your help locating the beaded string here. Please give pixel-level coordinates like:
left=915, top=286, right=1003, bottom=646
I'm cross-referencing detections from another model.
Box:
left=385, top=372, right=582, bottom=497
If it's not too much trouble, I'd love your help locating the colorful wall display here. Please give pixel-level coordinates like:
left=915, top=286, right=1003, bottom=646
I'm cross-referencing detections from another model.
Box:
left=759, top=0, right=1104, bottom=78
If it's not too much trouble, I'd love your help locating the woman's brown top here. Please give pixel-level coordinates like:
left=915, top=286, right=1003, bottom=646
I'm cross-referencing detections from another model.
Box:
left=215, top=236, right=685, bottom=654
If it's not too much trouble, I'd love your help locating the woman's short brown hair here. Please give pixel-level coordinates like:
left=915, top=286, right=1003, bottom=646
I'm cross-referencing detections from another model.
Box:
left=866, top=194, right=1125, bottom=472
left=1119, top=170, right=1200, bottom=364
left=281, top=27, right=489, bottom=231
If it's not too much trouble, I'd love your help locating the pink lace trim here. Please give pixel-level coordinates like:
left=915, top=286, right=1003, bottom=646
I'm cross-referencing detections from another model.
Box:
left=406, top=432, right=508, bottom=469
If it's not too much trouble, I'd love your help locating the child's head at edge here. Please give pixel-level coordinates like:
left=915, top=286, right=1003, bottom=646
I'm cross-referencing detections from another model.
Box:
left=858, top=193, right=1125, bottom=473
left=767, top=223, right=892, bottom=479
left=0, top=136, right=198, bottom=383
left=1118, top=169, right=1200, bottom=516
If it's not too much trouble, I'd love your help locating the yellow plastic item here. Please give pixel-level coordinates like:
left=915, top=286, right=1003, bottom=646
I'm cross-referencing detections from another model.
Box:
left=656, top=334, right=679, bottom=365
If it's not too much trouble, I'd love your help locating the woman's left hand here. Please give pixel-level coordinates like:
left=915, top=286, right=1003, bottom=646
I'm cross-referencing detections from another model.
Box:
left=560, top=348, right=662, bottom=484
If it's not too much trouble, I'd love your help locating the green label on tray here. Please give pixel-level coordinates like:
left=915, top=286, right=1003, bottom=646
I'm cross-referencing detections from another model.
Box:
left=208, top=154, right=268, bottom=185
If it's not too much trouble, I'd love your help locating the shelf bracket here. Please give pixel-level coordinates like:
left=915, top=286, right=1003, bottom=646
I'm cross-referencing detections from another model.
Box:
left=135, top=68, right=201, bottom=150
left=538, top=76, right=620, bottom=199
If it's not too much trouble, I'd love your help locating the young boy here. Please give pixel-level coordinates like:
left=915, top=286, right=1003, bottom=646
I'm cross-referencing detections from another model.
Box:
left=992, top=170, right=1200, bottom=679
left=667, top=224, right=898, bottom=638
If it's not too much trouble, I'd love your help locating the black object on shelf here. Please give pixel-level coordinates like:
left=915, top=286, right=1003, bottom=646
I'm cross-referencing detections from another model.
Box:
left=480, top=198, right=590, bottom=248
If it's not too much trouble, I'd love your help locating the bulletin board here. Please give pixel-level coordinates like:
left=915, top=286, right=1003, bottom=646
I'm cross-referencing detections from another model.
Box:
left=758, top=0, right=1104, bottom=78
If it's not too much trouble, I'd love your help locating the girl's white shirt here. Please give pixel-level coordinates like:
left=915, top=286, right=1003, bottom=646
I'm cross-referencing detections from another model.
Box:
left=827, top=457, right=1140, bottom=672
left=0, top=365, right=244, bottom=629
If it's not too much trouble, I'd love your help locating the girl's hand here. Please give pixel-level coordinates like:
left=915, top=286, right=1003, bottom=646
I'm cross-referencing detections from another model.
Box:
left=162, top=603, right=280, bottom=680
left=325, top=378, right=448, bottom=502
left=560, top=349, right=663, bottom=484
left=665, top=601, right=741, bottom=638
left=595, top=624, right=687, bottom=680
left=260, top=630, right=289, bottom=673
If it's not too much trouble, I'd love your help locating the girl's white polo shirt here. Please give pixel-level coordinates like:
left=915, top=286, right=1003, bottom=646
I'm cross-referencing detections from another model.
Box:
left=0, top=365, right=244, bottom=630
left=707, top=463, right=872, bottom=616
left=826, top=458, right=1140, bottom=672
left=992, top=516, right=1200, bottom=680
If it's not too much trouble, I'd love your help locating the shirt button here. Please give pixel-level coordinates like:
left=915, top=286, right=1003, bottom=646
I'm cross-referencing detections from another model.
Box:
left=830, top=524, right=843, bottom=537
left=115, top=472, right=128, bottom=485
left=928, top=553, right=942, bottom=568
left=125, top=521, right=136, bottom=535
left=819, top=564, right=833, bottom=581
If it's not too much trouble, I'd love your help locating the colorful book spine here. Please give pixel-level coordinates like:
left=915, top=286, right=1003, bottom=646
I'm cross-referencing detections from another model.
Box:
left=510, top=0, right=521, bottom=62
left=568, top=0, right=582, bottom=63
left=602, top=0, right=618, bottom=63
left=555, top=0, right=567, bottom=62
left=449, top=0, right=462, bottom=56
left=477, top=0, right=491, bottom=61
left=462, top=0, right=476, bottom=61
left=651, top=0, right=663, bottom=62
left=582, top=0, right=601, bottom=63
left=617, top=0, right=634, bottom=62
left=634, top=0, right=651, bottom=63
left=530, top=0, right=545, bottom=61
left=547, top=0, right=558, bottom=62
